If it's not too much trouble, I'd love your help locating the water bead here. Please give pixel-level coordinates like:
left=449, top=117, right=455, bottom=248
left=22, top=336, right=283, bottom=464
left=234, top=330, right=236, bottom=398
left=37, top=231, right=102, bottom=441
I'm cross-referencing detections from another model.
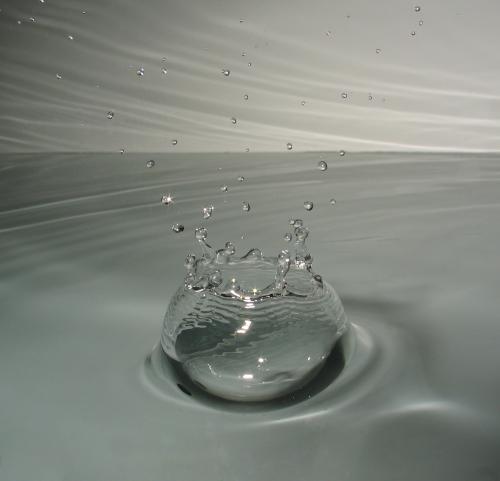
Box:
left=339, top=150, right=346, bottom=156
left=283, top=232, right=292, bottom=242
left=293, top=219, right=303, bottom=228
left=161, top=67, right=167, bottom=75
left=242, top=201, right=251, bottom=212
left=419, top=20, right=424, bottom=26
left=195, top=227, right=208, bottom=241
left=161, top=193, right=174, bottom=206
left=303, top=201, right=314, bottom=211
left=222, top=68, right=230, bottom=76
left=286, top=142, right=293, bottom=150
left=243, top=94, right=249, bottom=100
left=414, top=6, right=421, bottom=12
left=231, top=117, right=237, bottom=124
left=119, top=148, right=125, bottom=154
left=202, top=205, right=214, bottom=219
left=172, top=223, right=184, bottom=233
left=56, top=73, right=62, bottom=80
left=106, top=111, right=114, bottom=119
left=137, top=66, right=145, bottom=77
left=220, top=185, right=228, bottom=192
left=146, top=159, right=155, bottom=168
left=237, top=175, right=245, bottom=182
left=330, top=198, right=337, bottom=205
left=376, top=48, right=381, bottom=54
left=224, top=242, right=236, bottom=255
left=411, top=31, right=416, bottom=36
left=171, top=139, right=178, bottom=146
left=318, top=160, right=328, bottom=171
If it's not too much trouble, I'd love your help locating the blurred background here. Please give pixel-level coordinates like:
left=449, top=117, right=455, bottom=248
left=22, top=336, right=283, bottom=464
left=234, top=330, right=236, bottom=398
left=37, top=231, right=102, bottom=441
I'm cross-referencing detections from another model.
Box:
left=1, top=0, right=500, bottom=153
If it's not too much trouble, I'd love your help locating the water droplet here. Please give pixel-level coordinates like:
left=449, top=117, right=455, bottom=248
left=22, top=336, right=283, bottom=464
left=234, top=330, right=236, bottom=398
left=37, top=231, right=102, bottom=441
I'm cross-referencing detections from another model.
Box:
left=318, top=160, right=328, bottom=171
left=368, top=94, right=373, bottom=101
left=222, top=68, right=230, bottom=76
left=301, top=100, right=306, bottom=106
left=283, top=232, right=292, bottom=242
left=202, top=205, right=214, bottom=219
left=245, top=147, right=250, bottom=152
left=209, top=270, right=223, bottom=286
left=303, top=201, right=314, bottom=211
left=231, top=117, right=237, bottom=124
left=146, top=159, right=155, bottom=168
left=339, top=150, right=346, bottom=156
left=224, top=241, right=236, bottom=255
left=242, top=201, right=251, bottom=212
left=161, top=193, right=174, bottom=206
left=376, top=48, right=381, bottom=54
left=56, top=73, right=62, bottom=80
left=341, top=92, right=348, bottom=99
left=243, top=94, right=249, bottom=100
left=29, top=17, right=36, bottom=22
left=419, top=20, right=424, bottom=26
left=293, top=219, right=303, bottom=228
left=171, top=139, right=178, bottom=146
left=106, top=111, right=114, bottom=119
left=161, top=67, right=167, bottom=75
left=195, top=227, right=208, bottom=241
left=241, top=51, right=247, bottom=56
left=137, top=66, right=144, bottom=77
left=414, top=5, right=421, bottom=12
left=410, top=31, right=416, bottom=36
left=39, top=0, right=45, bottom=3
left=247, top=62, right=252, bottom=67
left=220, top=185, right=228, bottom=193
left=330, top=198, right=337, bottom=205
left=286, top=143, right=293, bottom=150
left=81, top=10, right=86, bottom=14
left=17, top=20, right=22, bottom=25
left=172, top=223, right=184, bottom=233
left=237, top=175, right=245, bottom=182
left=119, top=148, right=125, bottom=154
left=325, top=30, right=333, bottom=37
left=67, top=34, right=74, bottom=40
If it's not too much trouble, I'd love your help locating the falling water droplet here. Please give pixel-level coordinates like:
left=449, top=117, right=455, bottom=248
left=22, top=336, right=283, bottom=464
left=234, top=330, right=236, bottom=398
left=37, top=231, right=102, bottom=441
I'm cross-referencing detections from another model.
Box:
left=106, top=111, right=114, bottom=119
left=146, top=159, right=155, bottom=168
left=119, top=148, right=125, bottom=154
left=283, top=232, right=292, bottom=242
left=172, top=223, right=184, bottom=233
left=137, top=67, right=145, bottom=77
left=209, top=270, right=223, bottom=286
left=222, top=68, right=230, bottom=76
left=68, top=34, right=74, bottom=40
left=330, top=198, right=337, bottom=205
left=419, top=20, right=424, bottom=26
left=245, top=147, right=250, bottom=152
left=410, top=31, right=416, bottom=36
left=224, top=241, right=236, bottom=255
left=242, top=201, right=251, bottom=212
left=220, top=185, right=228, bottom=192
left=39, top=0, right=45, bottom=3
left=303, top=201, right=314, bottom=211
left=341, top=92, right=348, bottom=99
left=248, top=62, right=252, bottom=67
left=237, top=175, right=245, bottom=182
left=414, top=5, right=421, bottom=12
left=161, top=193, right=174, bottom=205
left=242, top=51, right=247, bottom=56
left=318, top=160, right=328, bottom=171
left=56, top=73, right=62, bottom=80
left=231, top=117, right=237, bottom=124
left=286, top=143, right=293, bottom=150
left=376, top=48, right=381, bottom=54
left=195, top=227, right=208, bottom=241
left=339, top=150, right=346, bottom=156
left=161, top=67, right=167, bottom=75
left=292, top=219, right=303, bottom=228
left=243, top=94, right=249, bottom=100
left=301, top=100, right=306, bottom=106
left=202, top=205, right=214, bottom=219
left=29, top=17, right=36, bottom=22
left=171, top=139, right=178, bottom=146
left=368, top=94, right=373, bottom=101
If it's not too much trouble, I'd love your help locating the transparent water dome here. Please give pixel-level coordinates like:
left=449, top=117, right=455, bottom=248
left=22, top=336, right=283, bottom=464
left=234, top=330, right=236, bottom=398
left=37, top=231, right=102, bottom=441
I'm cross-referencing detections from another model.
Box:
left=161, top=223, right=348, bottom=402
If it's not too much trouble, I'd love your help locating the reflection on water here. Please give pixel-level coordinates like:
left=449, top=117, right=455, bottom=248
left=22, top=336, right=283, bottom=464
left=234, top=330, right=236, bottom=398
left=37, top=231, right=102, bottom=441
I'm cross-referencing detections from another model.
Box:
left=1, top=151, right=500, bottom=479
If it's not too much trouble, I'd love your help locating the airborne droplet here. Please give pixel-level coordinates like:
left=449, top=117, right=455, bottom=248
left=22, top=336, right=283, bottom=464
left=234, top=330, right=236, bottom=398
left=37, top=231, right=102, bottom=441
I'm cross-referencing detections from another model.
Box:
left=202, top=205, right=214, bottom=219
left=106, top=111, right=114, bottom=119
left=339, top=150, right=346, bottom=156
left=137, top=66, right=145, bottom=77
left=146, top=159, right=155, bottom=168
left=172, top=223, right=184, bottom=233
left=303, top=201, right=314, bottom=211
left=286, top=143, right=293, bottom=151
left=283, top=232, right=292, bottom=242
left=222, top=68, right=230, bottom=76
left=318, top=160, right=328, bottom=171
left=161, top=193, right=174, bottom=206
left=242, top=201, right=251, bottom=212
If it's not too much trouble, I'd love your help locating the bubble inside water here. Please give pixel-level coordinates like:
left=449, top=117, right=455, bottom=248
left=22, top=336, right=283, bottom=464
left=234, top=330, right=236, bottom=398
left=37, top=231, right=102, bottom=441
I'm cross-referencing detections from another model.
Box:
left=146, top=159, right=155, bottom=168
left=242, top=201, right=251, bottom=212
left=161, top=193, right=174, bottom=206
left=304, top=201, right=314, bottom=211
left=172, top=223, right=184, bottom=233
left=318, top=160, right=328, bottom=171
left=202, top=205, right=214, bottom=219
left=106, top=111, right=114, bottom=119
left=286, top=143, right=293, bottom=150
left=160, top=223, right=348, bottom=401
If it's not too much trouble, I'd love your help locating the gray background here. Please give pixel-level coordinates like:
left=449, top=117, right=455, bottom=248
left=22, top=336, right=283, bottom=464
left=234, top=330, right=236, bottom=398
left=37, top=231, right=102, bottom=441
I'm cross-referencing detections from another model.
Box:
left=1, top=0, right=500, bottom=153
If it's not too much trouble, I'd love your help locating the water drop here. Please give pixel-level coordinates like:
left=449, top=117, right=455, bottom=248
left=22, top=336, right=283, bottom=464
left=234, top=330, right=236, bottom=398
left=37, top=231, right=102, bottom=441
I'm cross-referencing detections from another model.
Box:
left=341, top=92, right=348, bottom=99
left=325, top=30, right=333, bottom=37
left=67, top=34, right=74, bottom=40
left=161, top=67, right=167, bottom=75
left=237, top=175, right=245, bottom=182
left=137, top=66, right=144, bottom=77
left=56, top=73, right=62, bottom=80
left=220, top=185, right=228, bottom=192
left=318, top=160, right=328, bottom=171
left=172, top=223, right=184, bottom=233
left=330, top=198, right=337, bottom=205
left=376, top=48, right=381, bottom=54
left=283, top=232, right=292, bottom=242
left=195, top=227, right=208, bottom=241
left=243, top=94, right=249, bottom=100
left=241, top=51, right=247, bottom=56
left=242, top=201, right=251, bottom=212
left=245, top=148, right=250, bottom=152
left=224, top=241, right=236, bottom=255
left=146, top=159, right=155, bottom=168
left=222, top=68, right=230, bottom=76
left=292, top=219, right=303, bottom=228
left=119, top=148, right=125, bottom=154
left=161, top=193, right=174, bottom=206
left=29, top=17, right=36, bottom=22
left=286, top=143, right=293, bottom=150
left=231, top=117, right=237, bottom=124
left=106, top=111, right=114, bottom=119
left=202, top=205, right=214, bottom=219
left=303, top=201, right=314, bottom=211
left=339, top=149, right=346, bottom=156
left=410, top=31, right=416, bottom=36
left=419, top=20, right=424, bottom=26
left=301, top=100, right=306, bottom=106
left=39, top=0, right=45, bottom=3
left=209, top=270, right=223, bottom=286
left=414, top=5, right=421, bottom=12
left=81, top=10, right=86, bottom=14
left=171, top=139, right=178, bottom=146
left=247, top=62, right=252, bottom=67
left=368, top=94, right=373, bottom=101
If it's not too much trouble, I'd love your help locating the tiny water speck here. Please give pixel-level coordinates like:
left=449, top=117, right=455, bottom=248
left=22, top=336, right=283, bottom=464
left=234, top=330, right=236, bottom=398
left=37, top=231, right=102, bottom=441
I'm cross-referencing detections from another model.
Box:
left=330, top=198, right=336, bottom=205
left=171, top=139, right=178, bottom=146
left=106, top=111, right=114, bottom=119
left=222, top=69, right=230, bottom=76
left=67, top=35, right=74, bottom=40
left=119, top=148, right=125, bottom=154
left=339, top=150, right=346, bottom=156
left=231, top=117, right=237, bottom=124
left=368, top=94, right=373, bottom=100
left=318, top=160, right=328, bottom=171
left=341, top=92, right=348, bottom=99
left=411, top=31, right=416, bottom=36
left=376, top=48, right=381, bottom=54
left=146, top=159, right=155, bottom=168
left=56, top=73, right=62, bottom=80
left=203, top=205, right=214, bottom=219
left=301, top=100, right=306, bottom=106
left=220, top=185, right=228, bottom=192
left=248, top=62, right=252, bottom=67
left=172, top=223, right=184, bottom=233
left=414, top=5, right=421, bottom=12
left=243, top=94, right=249, bottom=100
left=137, top=67, right=145, bottom=77
left=161, top=193, right=174, bottom=206
left=283, top=232, right=292, bottom=242
left=29, top=17, right=36, bottom=22
left=419, top=20, right=424, bottom=26
left=237, top=175, right=245, bottom=182
left=304, top=201, right=314, bottom=211
left=286, top=143, right=293, bottom=150
left=242, top=201, right=251, bottom=212
left=161, top=67, right=167, bottom=75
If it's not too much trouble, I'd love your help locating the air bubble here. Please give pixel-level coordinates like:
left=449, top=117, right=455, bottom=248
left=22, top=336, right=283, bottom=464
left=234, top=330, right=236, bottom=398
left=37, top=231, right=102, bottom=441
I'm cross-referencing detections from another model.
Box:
left=146, top=159, right=155, bottom=168
left=303, top=201, right=314, bottom=211
left=172, top=223, right=184, bottom=233
left=330, top=198, right=337, bottom=205
left=106, top=111, right=114, bottom=119
left=286, top=143, right=293, bottom=150
left=202, top=205, right=214, bottom=219
left=318, top=160, right=328, bottom=171
left=161, top=193, right=174, bottom=206
left=242, top=201, right=251, bottom=212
